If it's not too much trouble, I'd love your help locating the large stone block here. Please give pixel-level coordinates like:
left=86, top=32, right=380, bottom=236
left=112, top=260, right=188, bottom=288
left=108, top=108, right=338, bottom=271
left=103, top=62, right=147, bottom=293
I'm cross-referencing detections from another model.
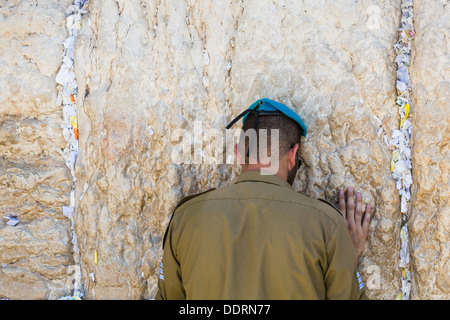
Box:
left=0, top=0, right=74, bottom=300
left=409, top=0, right=449, bottom=299
left=72, top=0, right=406, bottom=299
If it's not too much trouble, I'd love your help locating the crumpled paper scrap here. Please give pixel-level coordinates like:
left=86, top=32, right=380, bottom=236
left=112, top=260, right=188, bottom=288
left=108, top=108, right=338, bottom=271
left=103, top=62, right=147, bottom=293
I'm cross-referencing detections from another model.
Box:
left=5, top=215, right=19, bottom=226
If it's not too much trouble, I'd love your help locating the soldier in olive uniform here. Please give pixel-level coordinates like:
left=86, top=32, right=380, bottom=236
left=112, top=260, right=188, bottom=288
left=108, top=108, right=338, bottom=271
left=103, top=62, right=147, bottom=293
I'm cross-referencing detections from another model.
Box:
left=156, top=98, right=371, bottom=300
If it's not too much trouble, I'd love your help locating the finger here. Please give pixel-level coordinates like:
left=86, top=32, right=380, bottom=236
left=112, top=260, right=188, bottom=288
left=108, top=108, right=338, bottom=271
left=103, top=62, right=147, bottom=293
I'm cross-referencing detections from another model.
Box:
left=346, top=187, right=355, bottom=228
left=362, top=204, right=372, bottom=236
left=338, top=189, right=346, bottom=216
left=355, top=192, right=363, bottom=227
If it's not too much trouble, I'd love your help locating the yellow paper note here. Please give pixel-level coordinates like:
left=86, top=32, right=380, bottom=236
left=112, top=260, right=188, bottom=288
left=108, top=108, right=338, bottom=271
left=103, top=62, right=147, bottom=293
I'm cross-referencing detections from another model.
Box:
left=391, top=151, right=399, bottom=172
left=70, top=116, right=78, bottom=129
left=400, top=103, right=410, bottom=128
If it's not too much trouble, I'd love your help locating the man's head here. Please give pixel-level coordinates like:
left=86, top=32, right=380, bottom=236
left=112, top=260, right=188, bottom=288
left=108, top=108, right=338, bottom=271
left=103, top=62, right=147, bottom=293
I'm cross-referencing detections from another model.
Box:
left=229, top=99, right=306, bottom=185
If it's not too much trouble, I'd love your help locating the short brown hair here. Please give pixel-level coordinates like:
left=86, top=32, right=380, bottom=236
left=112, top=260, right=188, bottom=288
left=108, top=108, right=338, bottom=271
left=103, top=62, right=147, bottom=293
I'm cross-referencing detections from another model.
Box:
left=239, top=113, right=302, bottom=163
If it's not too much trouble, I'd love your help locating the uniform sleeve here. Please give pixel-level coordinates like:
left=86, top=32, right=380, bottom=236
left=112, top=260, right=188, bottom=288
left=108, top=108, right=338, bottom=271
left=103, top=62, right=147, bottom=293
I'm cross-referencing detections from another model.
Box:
left=154, top=217, right=186, bottom=300
left=324, top=219, right=367, bottom=300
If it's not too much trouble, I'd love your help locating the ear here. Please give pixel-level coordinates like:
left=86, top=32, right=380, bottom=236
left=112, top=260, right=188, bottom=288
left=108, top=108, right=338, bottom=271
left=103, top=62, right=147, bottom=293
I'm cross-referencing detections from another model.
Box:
left=287, top=143, right=299, bottom=170
left=234, top=143, right=243, bottom=164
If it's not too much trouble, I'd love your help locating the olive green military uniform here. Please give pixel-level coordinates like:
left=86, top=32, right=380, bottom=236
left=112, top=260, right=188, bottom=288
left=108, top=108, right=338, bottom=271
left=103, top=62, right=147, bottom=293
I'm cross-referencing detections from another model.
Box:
left=155, top=171, right=366, bottom=300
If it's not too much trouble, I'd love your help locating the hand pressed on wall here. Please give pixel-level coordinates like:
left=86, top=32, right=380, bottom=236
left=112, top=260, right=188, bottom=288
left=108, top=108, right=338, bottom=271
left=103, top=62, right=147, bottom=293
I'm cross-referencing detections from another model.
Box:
left=339, top=187, right=372, bottom=264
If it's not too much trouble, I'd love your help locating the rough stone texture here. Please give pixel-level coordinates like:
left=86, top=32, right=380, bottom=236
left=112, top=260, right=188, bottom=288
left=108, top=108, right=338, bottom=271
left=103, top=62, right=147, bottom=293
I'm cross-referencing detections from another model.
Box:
left=0, top=0, right=448, bottom=300
left=0, top=0, right=74, bottom=299
left=73, top=0, right=403, bottom=299
left=409, top=0, right=449, bottom=299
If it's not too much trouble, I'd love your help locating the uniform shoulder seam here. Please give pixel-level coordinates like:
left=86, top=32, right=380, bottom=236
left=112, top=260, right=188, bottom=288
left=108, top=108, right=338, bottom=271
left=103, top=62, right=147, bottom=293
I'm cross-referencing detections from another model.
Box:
left=174, top=191, right=343, bottom=225
left=318, top=198, right=343, bottom=216
left=161, top=188, right=216, bottom=249
left=174, top=188, right=217, bottom=212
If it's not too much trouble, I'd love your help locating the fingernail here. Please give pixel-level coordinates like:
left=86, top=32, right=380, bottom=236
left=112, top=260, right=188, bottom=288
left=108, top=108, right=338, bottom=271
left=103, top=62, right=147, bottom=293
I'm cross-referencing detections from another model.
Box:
left=340, top=190, right=344, bottom=195
left=348, top=187, right=353, bottom=192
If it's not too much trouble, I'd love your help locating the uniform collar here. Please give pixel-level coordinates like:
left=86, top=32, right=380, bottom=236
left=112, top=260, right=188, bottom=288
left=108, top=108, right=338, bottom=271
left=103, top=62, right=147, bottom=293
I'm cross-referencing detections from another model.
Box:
left=234, top=170, right=294, bottom=190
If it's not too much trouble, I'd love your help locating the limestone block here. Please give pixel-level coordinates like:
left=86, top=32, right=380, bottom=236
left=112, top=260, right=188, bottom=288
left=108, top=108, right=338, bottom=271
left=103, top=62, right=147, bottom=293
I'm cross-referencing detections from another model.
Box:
left=0, top=0, right=74, bottom=300
left=0, top=216, right=73, bottom=299
left=0, top=0, right=72, bottom=116
left=73, top=0, right=404, bottom=299
left=409, top=0, right=449, bottom=299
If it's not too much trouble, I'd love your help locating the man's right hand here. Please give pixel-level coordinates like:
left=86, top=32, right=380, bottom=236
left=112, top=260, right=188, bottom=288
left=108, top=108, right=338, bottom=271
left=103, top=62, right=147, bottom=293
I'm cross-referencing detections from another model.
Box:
left=339, top=187, right=372, bottom=263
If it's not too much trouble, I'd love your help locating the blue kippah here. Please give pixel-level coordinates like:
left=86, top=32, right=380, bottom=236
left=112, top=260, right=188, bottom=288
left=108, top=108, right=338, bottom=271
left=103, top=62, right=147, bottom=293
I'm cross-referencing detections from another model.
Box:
left=241, top=98, right=307, bottom=137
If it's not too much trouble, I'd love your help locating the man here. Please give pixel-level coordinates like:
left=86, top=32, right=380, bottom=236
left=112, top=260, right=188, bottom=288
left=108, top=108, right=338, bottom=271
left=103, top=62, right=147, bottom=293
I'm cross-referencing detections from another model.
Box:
left=156, top=98, right=371, bottom=299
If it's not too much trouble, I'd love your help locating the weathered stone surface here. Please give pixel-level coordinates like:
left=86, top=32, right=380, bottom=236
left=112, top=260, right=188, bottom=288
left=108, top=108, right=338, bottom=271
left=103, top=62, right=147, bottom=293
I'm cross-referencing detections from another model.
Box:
left=0, top=0, right=74, bottom=300
left=0, top=0, right=448, bottom=300
left=409, top=0, right=449, bottom=299
left=72, top=0, right=405, bottom=299
left=0, top=0, right=72, bottom=117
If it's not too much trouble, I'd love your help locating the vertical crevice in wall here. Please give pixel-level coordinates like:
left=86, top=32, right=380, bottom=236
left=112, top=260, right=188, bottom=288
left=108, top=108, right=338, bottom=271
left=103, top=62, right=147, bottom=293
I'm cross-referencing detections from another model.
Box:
left=55, top=0, right=89, bottom=300
left=390, top=0, right=415, bottom=300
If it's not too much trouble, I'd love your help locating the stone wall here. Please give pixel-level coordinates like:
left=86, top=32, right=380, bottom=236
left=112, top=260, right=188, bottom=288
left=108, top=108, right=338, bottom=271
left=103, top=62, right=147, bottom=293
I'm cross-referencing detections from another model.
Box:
left=0, top=0, right=74, bottom=299
left=0, top=0, right=448, bottom=299
left=409, top=0, right=449, bottom=300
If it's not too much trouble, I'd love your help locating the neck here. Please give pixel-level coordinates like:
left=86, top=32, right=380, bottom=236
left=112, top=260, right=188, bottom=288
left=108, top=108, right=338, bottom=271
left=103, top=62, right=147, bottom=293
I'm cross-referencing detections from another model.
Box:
left=241, top=164, right=287, bottom=181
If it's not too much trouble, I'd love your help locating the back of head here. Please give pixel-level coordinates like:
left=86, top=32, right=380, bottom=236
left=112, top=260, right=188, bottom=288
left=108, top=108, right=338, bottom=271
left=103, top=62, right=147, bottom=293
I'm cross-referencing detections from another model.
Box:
left=238, top=113, right=302, bottom=164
